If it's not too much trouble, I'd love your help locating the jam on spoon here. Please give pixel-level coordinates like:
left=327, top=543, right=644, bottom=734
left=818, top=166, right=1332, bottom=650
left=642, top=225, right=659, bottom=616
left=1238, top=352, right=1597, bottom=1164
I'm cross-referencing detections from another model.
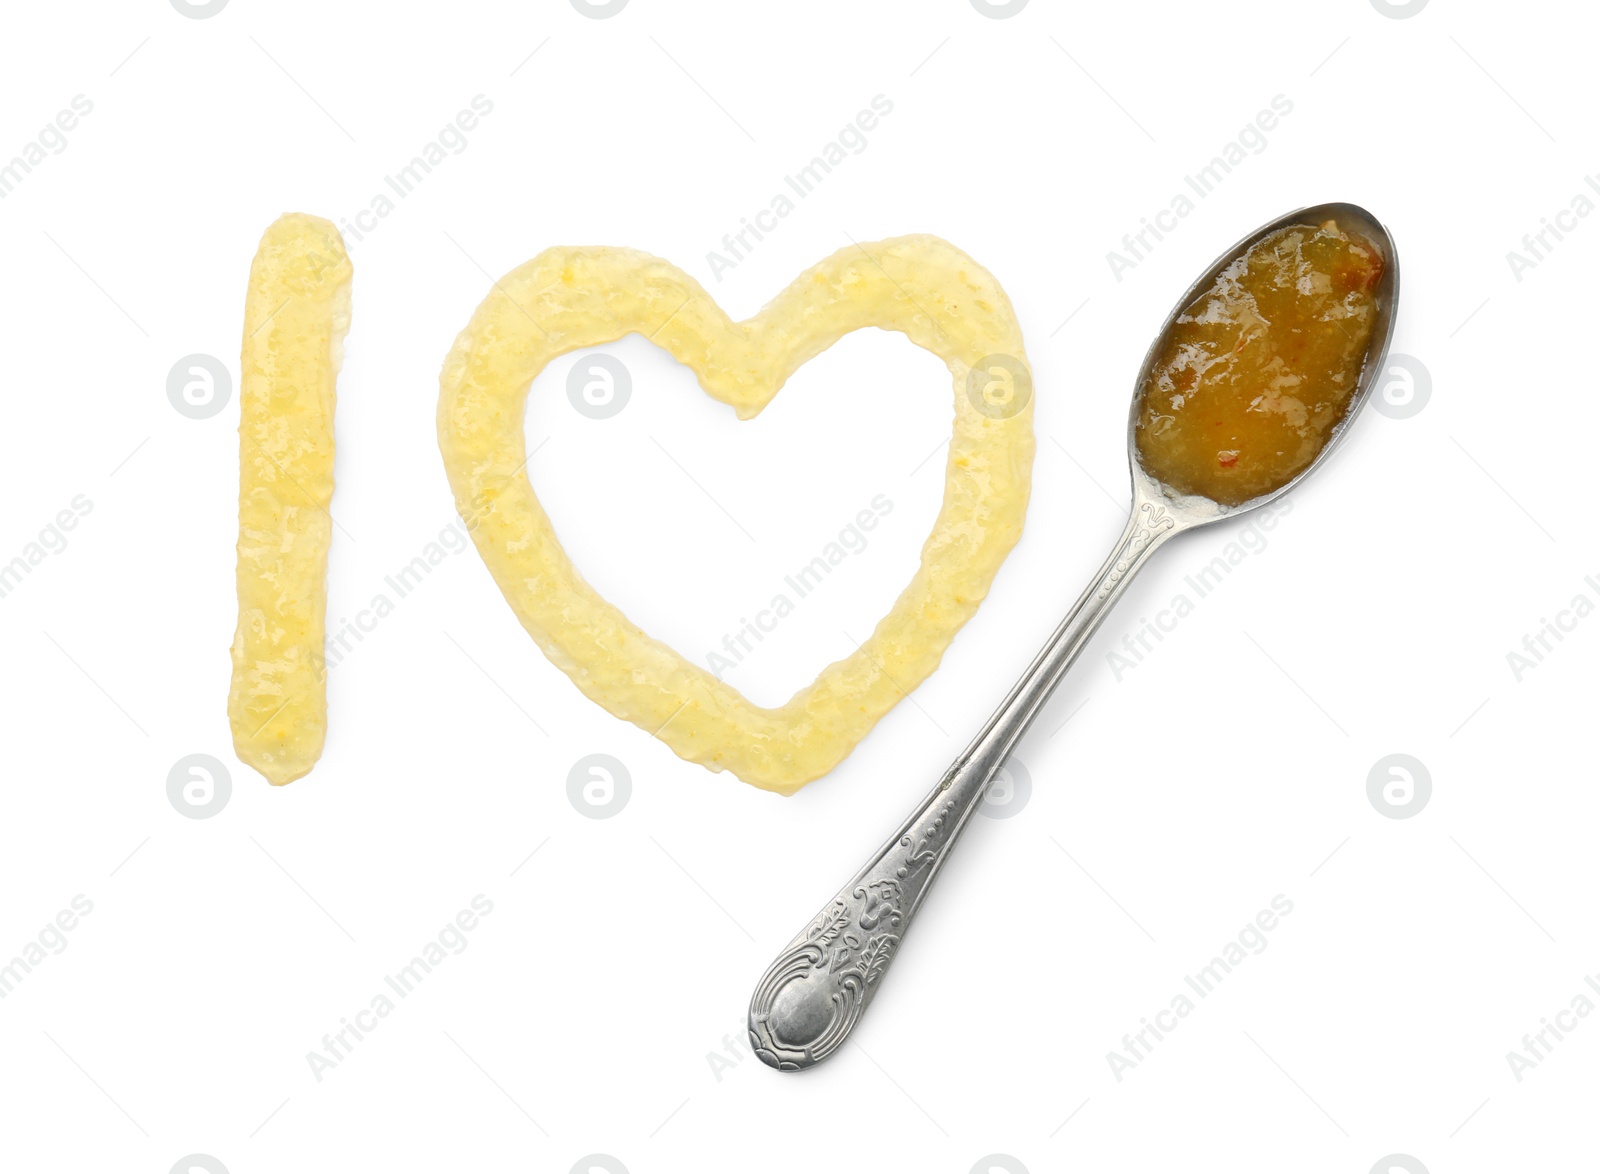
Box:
left=1135, top=220, right=1385, bottom=506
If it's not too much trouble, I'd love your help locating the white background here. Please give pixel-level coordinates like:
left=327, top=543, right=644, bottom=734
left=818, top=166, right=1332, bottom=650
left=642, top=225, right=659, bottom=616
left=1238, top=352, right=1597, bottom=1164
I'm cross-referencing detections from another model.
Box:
left=0, top=1, right=1594, bottom=1172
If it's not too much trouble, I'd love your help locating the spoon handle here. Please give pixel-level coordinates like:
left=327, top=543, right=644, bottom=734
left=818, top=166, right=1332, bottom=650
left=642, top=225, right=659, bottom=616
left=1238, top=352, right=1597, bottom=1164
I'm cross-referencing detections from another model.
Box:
left=748, top=491, right=1186, bottom=1071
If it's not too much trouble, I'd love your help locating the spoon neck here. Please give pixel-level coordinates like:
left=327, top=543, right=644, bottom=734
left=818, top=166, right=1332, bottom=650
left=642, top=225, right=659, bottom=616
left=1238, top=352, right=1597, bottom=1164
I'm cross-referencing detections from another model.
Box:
left=952, top=492, right=1181, bottom=786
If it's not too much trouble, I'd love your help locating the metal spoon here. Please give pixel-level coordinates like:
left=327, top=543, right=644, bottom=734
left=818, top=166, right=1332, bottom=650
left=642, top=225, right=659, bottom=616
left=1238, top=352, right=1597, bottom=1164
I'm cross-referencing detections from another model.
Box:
left=747, top=202, right=1400, bottom=1072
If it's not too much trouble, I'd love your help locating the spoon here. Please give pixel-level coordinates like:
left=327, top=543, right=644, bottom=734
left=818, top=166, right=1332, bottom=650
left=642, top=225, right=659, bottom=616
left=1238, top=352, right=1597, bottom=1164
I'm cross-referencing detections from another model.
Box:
left=747, top=202, right=1400, bottom=1072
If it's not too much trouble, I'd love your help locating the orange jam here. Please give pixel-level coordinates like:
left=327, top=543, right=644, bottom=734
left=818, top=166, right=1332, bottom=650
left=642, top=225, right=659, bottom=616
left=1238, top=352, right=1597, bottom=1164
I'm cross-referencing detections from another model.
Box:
left=1135, top=220, right=1384, bottom=506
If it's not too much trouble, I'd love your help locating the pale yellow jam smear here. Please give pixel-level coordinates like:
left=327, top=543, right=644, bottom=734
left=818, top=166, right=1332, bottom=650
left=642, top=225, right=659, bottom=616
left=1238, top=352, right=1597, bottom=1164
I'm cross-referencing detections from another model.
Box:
left=229, top=214, right=351, bottom=785
left=437, top=236, right=1034, bottom=794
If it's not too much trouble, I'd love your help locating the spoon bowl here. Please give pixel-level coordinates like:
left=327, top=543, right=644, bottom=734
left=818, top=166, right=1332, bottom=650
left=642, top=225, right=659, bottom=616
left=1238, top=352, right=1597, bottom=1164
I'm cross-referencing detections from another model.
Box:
left=1128, top=201, right=1400, bottom=530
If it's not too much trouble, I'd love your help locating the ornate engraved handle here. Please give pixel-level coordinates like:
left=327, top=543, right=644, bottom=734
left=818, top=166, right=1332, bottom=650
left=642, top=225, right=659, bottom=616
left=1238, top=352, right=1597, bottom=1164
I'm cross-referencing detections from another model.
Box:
left=749, top=488, right=1186, bottom=1071
left=747, top=763, right=973, bottom=1071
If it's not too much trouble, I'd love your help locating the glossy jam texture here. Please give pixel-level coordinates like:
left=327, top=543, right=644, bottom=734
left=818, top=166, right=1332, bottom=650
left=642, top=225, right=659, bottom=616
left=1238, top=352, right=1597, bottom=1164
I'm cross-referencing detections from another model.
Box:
left=1135, top=220, right=1384, bottom=506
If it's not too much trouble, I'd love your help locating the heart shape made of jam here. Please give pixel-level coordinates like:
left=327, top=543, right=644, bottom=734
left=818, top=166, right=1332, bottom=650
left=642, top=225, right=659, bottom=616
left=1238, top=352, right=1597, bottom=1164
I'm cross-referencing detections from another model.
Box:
left=437, top=236, right=1034, bottom=794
